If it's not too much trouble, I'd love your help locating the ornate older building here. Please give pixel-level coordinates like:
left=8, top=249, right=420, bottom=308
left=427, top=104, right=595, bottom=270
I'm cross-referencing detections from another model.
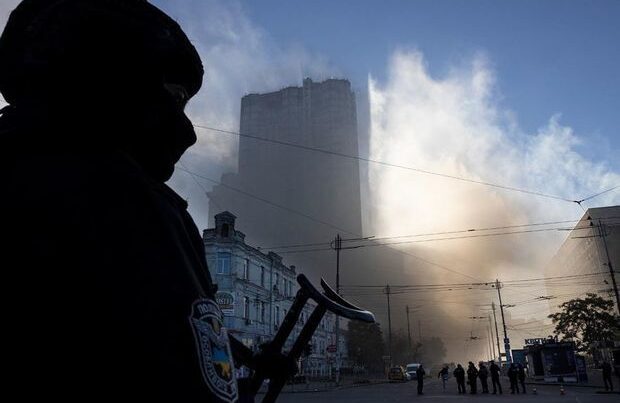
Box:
left=204, top=211, right=342, bottom=377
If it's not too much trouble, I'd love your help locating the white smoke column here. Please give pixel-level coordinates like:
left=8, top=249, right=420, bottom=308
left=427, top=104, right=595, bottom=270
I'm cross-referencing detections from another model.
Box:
left=368, top=49, right=620, bottom=362
left=369, top=49, right=620, bottom=282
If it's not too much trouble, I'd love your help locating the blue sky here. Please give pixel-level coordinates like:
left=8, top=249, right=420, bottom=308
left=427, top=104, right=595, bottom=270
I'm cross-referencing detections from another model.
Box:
left=1, top=0, right=615, bottom=357
left=240, top=0, right=619, bottom=169
left=141, top=0, right=620, bottom=234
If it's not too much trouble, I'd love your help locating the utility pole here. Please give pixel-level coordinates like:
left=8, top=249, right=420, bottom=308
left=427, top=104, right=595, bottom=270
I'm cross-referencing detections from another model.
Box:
left=487, top=325, right=493, bottom=361
left=418, top=320, right=422, bottom=341
left=334, top=234, right=342, bottom=385
left=406, top=305, right=412, bottom=350
left=385, top=284, right=393, bottom=366
left=496, top=280, right=512, bottom=365
left=488, top=314, right=497, bottom=360
left=598, top=220, right=620, bottom=314
left=491, top=302, right=501, bottom=365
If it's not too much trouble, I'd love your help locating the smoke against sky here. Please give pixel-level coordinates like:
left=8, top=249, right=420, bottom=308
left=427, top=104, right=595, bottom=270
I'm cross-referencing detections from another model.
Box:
left=1, top=0, right=618, bottom=363
left=0, top=0, right=20, bottom=104
left=153, top=0, right=337, bottom=230
left=368, top=49, right=620, bottom=281
left=365, top=50, right=619, bottom=360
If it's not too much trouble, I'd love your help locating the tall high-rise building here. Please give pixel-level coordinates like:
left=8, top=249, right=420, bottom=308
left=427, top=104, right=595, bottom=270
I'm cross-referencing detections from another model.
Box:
left=545, top=205, right=620, bottom=313
left=208, top=78, right=363, bottom=264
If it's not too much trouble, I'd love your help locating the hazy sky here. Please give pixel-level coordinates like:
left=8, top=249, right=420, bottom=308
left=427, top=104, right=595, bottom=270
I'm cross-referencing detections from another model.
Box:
left=1, top=0, right=618, bottom=361
left=241, top=0, right=620, bottom=169
left=152, top=0, right=619, bottom=358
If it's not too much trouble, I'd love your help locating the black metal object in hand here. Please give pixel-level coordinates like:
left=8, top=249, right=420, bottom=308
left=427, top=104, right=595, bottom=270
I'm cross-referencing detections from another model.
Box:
left=249, top=274, right=375, bottom=402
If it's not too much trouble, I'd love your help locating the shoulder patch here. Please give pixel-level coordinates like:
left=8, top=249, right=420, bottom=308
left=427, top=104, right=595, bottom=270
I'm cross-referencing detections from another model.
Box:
left=190, top=298, right=238, bottom=403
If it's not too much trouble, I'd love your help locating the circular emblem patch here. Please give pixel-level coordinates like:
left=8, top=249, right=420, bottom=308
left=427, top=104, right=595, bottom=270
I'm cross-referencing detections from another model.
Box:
left=190, top=298, right=238, bottom=402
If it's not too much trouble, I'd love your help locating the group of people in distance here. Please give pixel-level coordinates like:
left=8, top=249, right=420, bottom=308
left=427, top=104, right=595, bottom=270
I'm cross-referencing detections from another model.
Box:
left=444, top=361, right=526, bottom=395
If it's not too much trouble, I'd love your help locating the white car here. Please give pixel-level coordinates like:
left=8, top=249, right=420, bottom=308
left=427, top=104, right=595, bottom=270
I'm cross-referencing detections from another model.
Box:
left=406, top=363, right=422, bottom=380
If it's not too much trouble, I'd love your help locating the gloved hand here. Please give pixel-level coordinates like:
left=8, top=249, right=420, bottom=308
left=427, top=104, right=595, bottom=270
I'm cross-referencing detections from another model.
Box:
left=253, top=342, right=298, bottom=381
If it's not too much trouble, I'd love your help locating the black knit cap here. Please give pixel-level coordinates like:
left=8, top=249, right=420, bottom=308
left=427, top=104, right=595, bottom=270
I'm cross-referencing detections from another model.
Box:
left=0, top=0, right=203, bottom=106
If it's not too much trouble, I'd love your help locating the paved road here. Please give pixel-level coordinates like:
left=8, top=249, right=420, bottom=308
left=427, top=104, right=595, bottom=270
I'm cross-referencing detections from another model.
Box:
left=273, top=378, right=618, bottom=403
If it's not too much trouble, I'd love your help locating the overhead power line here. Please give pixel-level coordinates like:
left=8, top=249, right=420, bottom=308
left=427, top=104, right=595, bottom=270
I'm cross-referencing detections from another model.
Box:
left=340, top=271, right=610, bottom=292
left=263, top=218, right=583, bottom=250
left=193, top=124, right=619, bottom=205
left=175, top=165, right=355, bottom=235
left=176, top=163, right=484, bottom=282
left=267, top=224, right=617, bottom=254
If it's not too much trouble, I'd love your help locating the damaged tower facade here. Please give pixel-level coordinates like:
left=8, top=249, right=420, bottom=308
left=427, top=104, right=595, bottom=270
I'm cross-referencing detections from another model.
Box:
left=208, top=78, right=363, bottom=260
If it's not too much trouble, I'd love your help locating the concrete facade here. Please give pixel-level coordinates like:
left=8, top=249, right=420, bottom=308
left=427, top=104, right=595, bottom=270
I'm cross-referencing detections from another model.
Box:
left=544, top=205, right=620, bottom=312
left=207, top=78, right=363, bottom=281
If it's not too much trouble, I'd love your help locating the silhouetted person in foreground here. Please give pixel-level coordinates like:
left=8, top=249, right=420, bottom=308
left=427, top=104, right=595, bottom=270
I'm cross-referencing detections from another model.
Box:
left=517, top=363, right=527, bottom=393
left=0, top=1, right=292, bottom=402
left=454, top=364, right=466, bottom=394
left=602, top=361, right=614, bottom=391
left=508, top=363, right=519, bottom=394
left=417, top=364, right=426, bottom=395
left=490, top=360, right=503, bottom=394
left=467, top=362, right=479, bottom=394
left=478, top=361, right=489, bottom=393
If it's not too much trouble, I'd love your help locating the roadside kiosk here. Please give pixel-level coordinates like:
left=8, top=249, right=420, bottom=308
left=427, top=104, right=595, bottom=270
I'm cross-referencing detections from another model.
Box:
left=524, top=337, right=579, bottom=383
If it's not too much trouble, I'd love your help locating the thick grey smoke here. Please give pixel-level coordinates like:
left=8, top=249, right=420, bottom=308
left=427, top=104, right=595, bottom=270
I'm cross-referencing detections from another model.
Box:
left=367, top=49, right=619, bottom=362
left=369, top=49, right=619, bottom=280
left=0, top=0, right=20, bottom=107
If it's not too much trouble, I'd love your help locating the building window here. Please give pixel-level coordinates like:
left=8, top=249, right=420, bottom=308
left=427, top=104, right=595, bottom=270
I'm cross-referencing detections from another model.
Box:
left=243, top=258, right=249, bottom=281
left=260, top=302, right=265, bottom=323
left=274, top=273, right=280, bottom=292
left=275, top=306, right=280, bottom=326
left=216, top=252, right=231, bottom=275
left=260, top=266, right=265, bottom=287
left=221, top=223, right=229, bottom=237
left=243, top=297, right=250, bottom=320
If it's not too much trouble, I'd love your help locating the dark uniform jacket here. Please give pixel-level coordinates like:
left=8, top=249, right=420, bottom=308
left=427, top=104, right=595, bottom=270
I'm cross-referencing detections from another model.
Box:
left=490, top=363, right=501, bottom=378
left=453, top=367, right=466, bottom=381
left=3, top=145, right=238, bottom=402
left=467, top=366, right=479, bottom=380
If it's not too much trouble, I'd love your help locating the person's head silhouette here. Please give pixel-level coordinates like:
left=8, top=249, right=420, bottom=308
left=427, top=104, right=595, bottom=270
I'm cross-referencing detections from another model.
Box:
left=0, top=0, right=203, bottom=181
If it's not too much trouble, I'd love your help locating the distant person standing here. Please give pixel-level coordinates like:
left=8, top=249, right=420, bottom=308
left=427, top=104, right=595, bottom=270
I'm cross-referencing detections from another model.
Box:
left=602, top=361, right=614, bottom=392
left=467, top=362, right=479, bottom=394
left=508, top=363, right=519, bottom=394
left=490, top=360, right=503, bottom=394
left=416, top=364, right=426, bottom=395
left=517, top=363, right=527, bottom=393
left=438, top=365, right=449, bottom=391
left=478, top=362, right=489, bottom=393
left=453, top=364, right=466, bottom=394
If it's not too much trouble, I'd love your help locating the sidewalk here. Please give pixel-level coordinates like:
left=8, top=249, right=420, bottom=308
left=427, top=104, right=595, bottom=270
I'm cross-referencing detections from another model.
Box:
left=526, top=369, right=619, bottom=389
